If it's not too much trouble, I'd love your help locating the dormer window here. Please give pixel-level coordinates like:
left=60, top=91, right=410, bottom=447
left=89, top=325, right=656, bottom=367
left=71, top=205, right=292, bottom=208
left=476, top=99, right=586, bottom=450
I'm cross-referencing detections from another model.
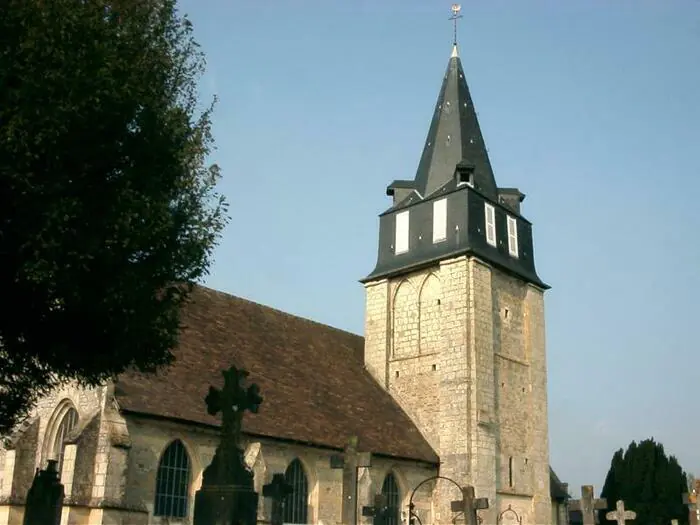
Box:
left=507, top=215, right=519, bottom=257
left=457, top=171, right=474, bottom=187
left=484, top=204, right=496, bottom=246
left=455, top=163, right=475, bottom=188
left=395, top=211, right=410, bottom=254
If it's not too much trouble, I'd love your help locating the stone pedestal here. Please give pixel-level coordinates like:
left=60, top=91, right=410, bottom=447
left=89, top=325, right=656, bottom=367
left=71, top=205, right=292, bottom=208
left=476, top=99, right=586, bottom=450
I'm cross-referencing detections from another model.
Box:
left=193, top=485, right=258, bottom=525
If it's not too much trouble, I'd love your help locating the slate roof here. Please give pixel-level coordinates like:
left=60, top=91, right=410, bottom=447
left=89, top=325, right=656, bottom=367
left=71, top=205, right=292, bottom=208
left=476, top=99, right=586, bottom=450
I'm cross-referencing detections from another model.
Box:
left=114, top=286, right=439, bottom=464
left=412, top=44, right=498, bottom=201
left=550, top=467, right=570, bottom=501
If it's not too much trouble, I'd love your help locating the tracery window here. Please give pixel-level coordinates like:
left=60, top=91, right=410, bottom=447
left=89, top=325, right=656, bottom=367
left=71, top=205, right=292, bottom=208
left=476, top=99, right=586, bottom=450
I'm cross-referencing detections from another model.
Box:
left=381, top=472, right=401, bottom=525
left=154, top=440, right=191, bottom=518
left=283, top=458, right=309, bottom=524
left=50, top=406, right=78, bottom=474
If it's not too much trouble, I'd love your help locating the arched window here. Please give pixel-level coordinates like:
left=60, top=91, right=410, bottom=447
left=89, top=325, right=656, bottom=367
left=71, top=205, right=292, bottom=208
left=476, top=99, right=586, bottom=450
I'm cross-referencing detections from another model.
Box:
left=381, top=472, right=401, bottom=525
left=154, top=440, right=191, bottom=518
left=283, top=458, right=308, bottom=524
left=50, top=406, right=78, bottom=474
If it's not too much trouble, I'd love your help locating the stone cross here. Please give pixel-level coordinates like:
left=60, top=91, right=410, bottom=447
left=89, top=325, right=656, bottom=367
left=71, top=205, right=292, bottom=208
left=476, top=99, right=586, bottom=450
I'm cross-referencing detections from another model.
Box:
left=263, top=473, right=294, bottom=525
left=671, top=519, right=679, bottom=525
left=568, top=485, right=607, bottom=525
left=362, top=493, right=390, bottom=525
left=450, top=485, right=489, bottom=525
left=605, top=500, right=636, bottom=525
left=330, top=436, right=372, bottom=525
left=205, top=365, right=263, bottom=448
left=203, top=365, right=263, bottom=486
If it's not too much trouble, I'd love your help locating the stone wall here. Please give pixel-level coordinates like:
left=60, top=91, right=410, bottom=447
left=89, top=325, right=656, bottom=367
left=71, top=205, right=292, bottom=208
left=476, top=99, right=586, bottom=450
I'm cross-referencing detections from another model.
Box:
left=363, top=254, right=552, bottom=524
left=1, top=387, right=437, bottom=525
left=123, top=413, right=436, bottom=525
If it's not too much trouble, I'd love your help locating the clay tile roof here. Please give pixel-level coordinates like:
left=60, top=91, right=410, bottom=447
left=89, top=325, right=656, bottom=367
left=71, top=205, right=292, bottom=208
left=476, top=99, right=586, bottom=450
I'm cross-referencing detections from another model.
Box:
left=114, top=286, right=438, bottom=464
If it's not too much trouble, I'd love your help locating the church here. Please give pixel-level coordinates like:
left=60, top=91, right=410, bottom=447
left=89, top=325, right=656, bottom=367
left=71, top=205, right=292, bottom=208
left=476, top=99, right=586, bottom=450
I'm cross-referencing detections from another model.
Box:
left=0, top=40, right=570, bottom=525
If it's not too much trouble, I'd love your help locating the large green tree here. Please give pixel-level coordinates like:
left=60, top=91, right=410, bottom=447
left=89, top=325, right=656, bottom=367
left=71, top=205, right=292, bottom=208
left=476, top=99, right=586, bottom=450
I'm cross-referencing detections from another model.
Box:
left=0, top=0, right=228, bottom=435
left=599, top=438, right=688, bottom=525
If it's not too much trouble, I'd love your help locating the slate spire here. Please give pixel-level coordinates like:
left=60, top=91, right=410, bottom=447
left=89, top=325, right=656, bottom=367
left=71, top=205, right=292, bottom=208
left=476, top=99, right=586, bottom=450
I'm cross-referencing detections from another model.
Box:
left=412, top=43, right=498, bottom=199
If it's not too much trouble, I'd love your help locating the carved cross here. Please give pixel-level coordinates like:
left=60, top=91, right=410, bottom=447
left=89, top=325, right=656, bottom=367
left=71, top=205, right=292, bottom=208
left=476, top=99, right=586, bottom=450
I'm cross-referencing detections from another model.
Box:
left=263, top=473, right=294, bottom=525
left=205, top=365, right=263, bottom=447
left=450, top=485, right=489, bottom=525
left=605, top=500, right=636, bottom=525
left=330, top=436, right=372, bottom=525
left=568, top=485, right=607, bottom=525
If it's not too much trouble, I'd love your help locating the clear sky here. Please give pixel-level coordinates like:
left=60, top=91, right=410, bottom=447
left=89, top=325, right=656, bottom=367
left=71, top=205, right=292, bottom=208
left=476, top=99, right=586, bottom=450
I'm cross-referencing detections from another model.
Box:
left=179, top=0, right=700, bottom=494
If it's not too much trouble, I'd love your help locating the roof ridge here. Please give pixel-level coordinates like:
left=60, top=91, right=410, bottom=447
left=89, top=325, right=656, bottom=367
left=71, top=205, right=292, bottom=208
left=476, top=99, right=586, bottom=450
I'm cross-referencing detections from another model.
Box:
left=192, top=284, right=363, bottom=340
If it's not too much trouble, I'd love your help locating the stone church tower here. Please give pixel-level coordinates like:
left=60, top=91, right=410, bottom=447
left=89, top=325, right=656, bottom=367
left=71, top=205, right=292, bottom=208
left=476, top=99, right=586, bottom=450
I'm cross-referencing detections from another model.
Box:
left=361, top=43, right=552, bottom=524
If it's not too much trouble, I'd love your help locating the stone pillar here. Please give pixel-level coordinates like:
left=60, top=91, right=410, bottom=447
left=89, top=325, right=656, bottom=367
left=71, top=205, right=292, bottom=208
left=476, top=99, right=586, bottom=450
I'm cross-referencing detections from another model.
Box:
left=436, top=256, right=470, bottom=523
left=363, top=279, right=390, bottom=389
left=525, top=284, right=552, bottom=523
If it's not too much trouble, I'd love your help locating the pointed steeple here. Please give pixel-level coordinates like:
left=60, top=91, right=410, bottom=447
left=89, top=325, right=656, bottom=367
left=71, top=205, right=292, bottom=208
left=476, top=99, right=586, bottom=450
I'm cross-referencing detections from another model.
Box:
left=412, top=44, right=498, bottom=199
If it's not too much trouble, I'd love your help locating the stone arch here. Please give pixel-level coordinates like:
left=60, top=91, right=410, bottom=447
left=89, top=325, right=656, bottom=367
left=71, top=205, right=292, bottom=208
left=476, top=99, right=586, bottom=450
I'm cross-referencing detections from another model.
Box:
left=418, top=273, right=441, bottom=353
left=392, top=279, right=419, bottom=359
left=42, top=399, right=79, bottom=472
left=153, top=439, right=192, bottom=519
left=379, top=466, right=412, bottom=524
left=283, top=457, right=311, bottom=524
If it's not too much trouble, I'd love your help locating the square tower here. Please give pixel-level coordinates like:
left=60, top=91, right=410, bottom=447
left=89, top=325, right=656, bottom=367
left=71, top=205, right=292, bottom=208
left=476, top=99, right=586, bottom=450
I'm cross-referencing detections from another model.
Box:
left=361, top=44, right=551, bottom=524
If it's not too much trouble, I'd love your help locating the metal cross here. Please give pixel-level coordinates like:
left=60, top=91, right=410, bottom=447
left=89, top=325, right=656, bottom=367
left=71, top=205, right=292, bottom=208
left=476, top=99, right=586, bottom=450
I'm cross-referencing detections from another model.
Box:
left=450, top=485, right=489, bottom=525
left=330, top=436, right=372, bottom=525
left=449, top=4, right=463, bottom=46
left=605, top=500, right=636, bottom=525
left=263, top=473, right=294, bottom=525
left=362, top=493, right=393, bottom=525
left=568, top=485, right=607, bottom=525
left=205, top=365, right=263, bottom=448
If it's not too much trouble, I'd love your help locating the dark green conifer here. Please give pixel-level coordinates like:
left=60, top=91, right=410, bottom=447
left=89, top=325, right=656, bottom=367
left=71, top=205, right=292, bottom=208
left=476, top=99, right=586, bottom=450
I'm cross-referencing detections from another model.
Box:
left=599, top=438, right=688, bottom=525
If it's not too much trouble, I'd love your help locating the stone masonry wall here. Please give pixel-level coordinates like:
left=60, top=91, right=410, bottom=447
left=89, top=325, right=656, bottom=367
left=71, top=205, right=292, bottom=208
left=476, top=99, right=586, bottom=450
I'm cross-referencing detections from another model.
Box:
left=363, top=254, right=552, bottom=525
left=124, top=414, right=436, bottom=525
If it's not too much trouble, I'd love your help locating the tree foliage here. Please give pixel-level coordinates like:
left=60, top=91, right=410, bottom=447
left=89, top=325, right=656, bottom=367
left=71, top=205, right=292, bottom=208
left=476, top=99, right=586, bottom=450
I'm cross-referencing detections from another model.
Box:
left=599, top=438, right=688, bottom=525
left=0, top=0, right=228, bottom=435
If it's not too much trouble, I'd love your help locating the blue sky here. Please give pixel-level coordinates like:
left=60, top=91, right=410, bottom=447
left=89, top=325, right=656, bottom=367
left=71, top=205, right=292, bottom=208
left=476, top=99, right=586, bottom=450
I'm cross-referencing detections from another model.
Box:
left=180, top=0, right=700, bottom=494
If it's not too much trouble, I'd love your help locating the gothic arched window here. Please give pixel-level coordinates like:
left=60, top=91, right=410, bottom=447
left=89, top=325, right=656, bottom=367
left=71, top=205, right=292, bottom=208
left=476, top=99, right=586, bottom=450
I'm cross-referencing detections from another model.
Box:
left=154, top=440, right=191, bottom=518
left=283, top=458, right=309, bottom=524
left=50, top=406, right=78, bottom=474
left=381, top=472, right=401, bottom=525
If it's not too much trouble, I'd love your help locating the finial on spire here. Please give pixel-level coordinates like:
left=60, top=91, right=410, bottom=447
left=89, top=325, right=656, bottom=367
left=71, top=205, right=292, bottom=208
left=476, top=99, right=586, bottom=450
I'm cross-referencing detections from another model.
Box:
left=449, top=4, right=463, bottom=47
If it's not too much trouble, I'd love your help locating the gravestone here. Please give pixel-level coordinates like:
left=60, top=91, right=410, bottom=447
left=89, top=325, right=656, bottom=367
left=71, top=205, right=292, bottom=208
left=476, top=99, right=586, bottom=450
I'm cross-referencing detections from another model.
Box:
left=450, top=485, right=489, bottom=525
left=262, top=473, right=294, bottom=525
left=193, top=366, right=263, bottom=525
left=23, top=460, right=64, bottom=525
left=605, top=500, right=636, bottom=525
left=569, top=485, right=607, bottom=525
left=330, top=435, right=372, bottom=525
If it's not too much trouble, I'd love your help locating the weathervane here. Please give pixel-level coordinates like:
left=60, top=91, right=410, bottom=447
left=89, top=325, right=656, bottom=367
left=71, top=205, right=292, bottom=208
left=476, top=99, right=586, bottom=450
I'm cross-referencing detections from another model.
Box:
left=449, top=4, right=463, bottom=46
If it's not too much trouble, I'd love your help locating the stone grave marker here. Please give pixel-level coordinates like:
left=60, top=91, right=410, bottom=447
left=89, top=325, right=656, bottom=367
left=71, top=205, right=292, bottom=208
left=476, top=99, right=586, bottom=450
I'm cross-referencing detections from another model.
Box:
left=362, top=493, right=395, bottom=525
left=450, top=485, right=489, bottom=525
left=605, top=500, right=636, bottom=525
left=193, top=365, right=263, bottom=525
left=568, top=485, right=607, bottom=525
left=22, top=459, right=64, bottom=525
left=262, top=473, right=294, bottom=525
left=330, top=435, right=372, bottom=525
